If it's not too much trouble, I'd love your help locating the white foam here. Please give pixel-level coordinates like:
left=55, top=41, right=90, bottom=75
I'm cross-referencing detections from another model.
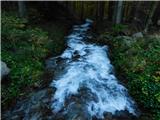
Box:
left=51, top=19, right=137, bottom=119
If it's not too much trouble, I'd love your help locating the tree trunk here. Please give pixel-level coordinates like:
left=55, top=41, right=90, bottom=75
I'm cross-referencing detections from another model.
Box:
left=80, top=1, right=84, bottom=20
left=108, top=1, right=114, bottom=21
left=96, top=1, right=105, bottom=21
left=18, top=1, right=26, bottom=18
left=152, top=2, right=160, bottom=26
left=132, top=1, right=142, bottom=23
left=144, top=2, right=159, bottom=33
left=99, top=1, right=105, bottom=21
left=115, top=1, right=123, bottom=24
left=96, top=1, right=100, bottom=21
left=112, top=1, right=117, bottom=23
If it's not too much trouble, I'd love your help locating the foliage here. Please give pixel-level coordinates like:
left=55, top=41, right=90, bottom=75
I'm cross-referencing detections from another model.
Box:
left=1, top=11, right=66, bottom=109
left=38, top=22, right=67, bottom=56
left=95, top=34, right=160, bottom=120
left=104, top=36, right=160, bottom=120
left=111, top=24, right=128, bottom=35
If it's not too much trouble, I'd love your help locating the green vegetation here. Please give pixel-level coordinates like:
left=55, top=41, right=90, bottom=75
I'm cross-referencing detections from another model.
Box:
left=99, top=35, right=160, bottom=120
left=1, top=11, right=66, bottom=109
left=111, top=24, right=128, bottom=35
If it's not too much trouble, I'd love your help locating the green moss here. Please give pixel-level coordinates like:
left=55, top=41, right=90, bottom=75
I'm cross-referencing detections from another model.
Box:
left=111, top=24, right=128, bottom=35
left=99, top=34, right=160, bottom=119
left=38, top=22, right=67, bottom=56
left=1, top=11, right=66, bottom=109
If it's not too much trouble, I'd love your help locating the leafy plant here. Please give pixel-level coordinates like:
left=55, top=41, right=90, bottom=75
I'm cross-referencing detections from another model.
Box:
left=101, top=35, right=160, bottom=120
left=1, top=11, right=66, bottom=109
left=111, top=24, right=128, bottom=35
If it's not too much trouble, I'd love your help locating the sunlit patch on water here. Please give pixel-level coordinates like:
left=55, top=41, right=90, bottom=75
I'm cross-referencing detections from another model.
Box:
left=50, top=19, right=139, bottom=119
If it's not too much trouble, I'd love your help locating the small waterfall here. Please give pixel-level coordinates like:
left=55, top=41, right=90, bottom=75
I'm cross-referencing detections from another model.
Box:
left=50, top=19, right=139, bottom=119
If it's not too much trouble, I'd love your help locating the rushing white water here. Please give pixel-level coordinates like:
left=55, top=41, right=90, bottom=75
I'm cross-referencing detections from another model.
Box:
left=50, top=19, right=138, bottom=119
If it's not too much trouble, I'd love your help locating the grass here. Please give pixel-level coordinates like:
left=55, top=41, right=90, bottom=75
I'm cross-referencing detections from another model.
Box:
left=1, top=11, right=67, bottom=109
left=98, top=34, right=160, bottom=120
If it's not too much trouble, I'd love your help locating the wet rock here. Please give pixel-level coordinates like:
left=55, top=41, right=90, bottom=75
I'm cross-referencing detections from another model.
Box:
left=157, top=19, right=160, bottom=26
left=120, top=36, right=135, bottom=46
left=1, top=61, right=10, bottom=79
left=50, top=20, right=139, bottom=120
left=104, top=112, right=113, bottom=120
left=132, top=32, right=143, bottom=38
left=115, top=36, right=136, bottom=51
left=45, top=57, right=58, bottom=71
left=2, top=20, right=140, bottom=120
left=121, top=29, right=132, bottom=36
left=11, top=115, right=20, bottom=120
left=2, top=88, right=54, bottom=120
left=65, top=102, right=91, bottom=120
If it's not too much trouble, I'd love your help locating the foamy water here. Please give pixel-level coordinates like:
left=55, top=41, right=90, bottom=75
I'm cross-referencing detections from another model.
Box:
left=50, top=19, right=138, bottom=119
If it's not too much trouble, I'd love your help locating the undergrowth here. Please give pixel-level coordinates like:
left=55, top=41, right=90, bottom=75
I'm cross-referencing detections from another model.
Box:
left=99, top=34, right=160, bottom=120
left=1, top=11, right=66, bottom=109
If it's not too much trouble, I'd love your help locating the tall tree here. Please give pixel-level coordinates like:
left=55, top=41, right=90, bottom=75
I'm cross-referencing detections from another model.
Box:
left=144, top=2, right=159, bottom=32
left=116, top=1, right=123, bottom=24
left=108, top=1, right=114, bottom=21
left=96, top=1, right=105, bottom=21
left=99, top=1, right=105, bottom=21
left=96, top=1, right=100, bottom=21
left=132, top=1, right=142, bottom=23
left=80, top=1, right=84, bottom=20
left=18, top=1, right=26, bottom=18
left=113, top=1, right=123, bottom=24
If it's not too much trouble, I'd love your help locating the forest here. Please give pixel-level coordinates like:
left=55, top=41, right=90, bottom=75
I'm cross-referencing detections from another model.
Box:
left=1, top=1, right=160, bottom=120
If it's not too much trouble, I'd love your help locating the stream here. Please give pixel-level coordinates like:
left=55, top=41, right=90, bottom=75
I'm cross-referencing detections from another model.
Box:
left=2, top=19, right=139, bottom=120
left=48, top=19, right=139, bottom=120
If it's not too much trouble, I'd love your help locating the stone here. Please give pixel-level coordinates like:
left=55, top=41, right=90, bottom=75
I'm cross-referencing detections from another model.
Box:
left=2, top=89, right=53, bottom=120
left=132, top=32, right=143, bottom=38
left=1, top=61, right=10, bottom=78
left=157, top=20, right=160, bottom=26
left=104, top=112, right=112, bottom=119
left=11, top=115, right=20, bottom=120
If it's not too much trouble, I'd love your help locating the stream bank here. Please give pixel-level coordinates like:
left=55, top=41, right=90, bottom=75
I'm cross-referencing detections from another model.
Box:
left=2, top=20, right=141, bottom=120
left=93, top=23, right=160, bottom=120
left=1, top=9, right=73, bottom=112
left=2, top=3, right=159, bottom=119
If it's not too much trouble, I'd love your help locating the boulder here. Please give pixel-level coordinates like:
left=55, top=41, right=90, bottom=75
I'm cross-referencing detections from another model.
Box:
left=132, top=32, right=143, bottom=38
left=157, top=20, right=160, bottom=26
left=1, top=61, right=10, bottom=78
left=2, top=88, right=54, bottom=120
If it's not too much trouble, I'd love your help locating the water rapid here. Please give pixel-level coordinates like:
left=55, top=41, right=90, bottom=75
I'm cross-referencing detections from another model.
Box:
left=50, top=19, right=139, bottom=120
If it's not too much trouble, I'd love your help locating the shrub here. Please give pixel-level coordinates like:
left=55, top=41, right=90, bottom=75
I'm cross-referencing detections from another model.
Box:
left=100, top=35, right=160, bottom=120
left=111, top=24, right=128, bottom=35
left=1, top=12, right=50, bottom=108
